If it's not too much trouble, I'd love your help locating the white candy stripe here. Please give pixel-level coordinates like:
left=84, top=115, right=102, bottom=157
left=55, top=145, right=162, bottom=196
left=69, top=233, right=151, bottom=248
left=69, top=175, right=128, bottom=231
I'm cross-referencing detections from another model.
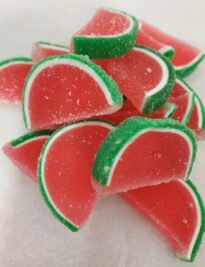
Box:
left=106, top=128, right=193, bottom=186
left=38, top=43, right=69, bottom=52
left=40, top=121, right=114, bottom=227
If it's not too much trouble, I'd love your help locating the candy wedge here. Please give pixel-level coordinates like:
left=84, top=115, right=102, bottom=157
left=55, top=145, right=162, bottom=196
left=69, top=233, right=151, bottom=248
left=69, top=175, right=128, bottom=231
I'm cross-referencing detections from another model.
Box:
left=121, top=180, right=205, bottom=262
left=0, top=57, right=33, bottom=103
left=139, top=20, right=205, bottom=77
left=70, top=8, right=138, bottom=58
left=3, top=130, right=51, bottom=181
left=23, top=54, right=123, bottom=130
left=32, top=41, right=69, bottom=62
left=169, top=77, right=205, bottom=137
left=94, top=45, right=175, bottom=115
left=92, top=117, right=197, bottom=194
left=38, top=120, right=114, bottom=231
left=187, top=95, right=205, bottom=139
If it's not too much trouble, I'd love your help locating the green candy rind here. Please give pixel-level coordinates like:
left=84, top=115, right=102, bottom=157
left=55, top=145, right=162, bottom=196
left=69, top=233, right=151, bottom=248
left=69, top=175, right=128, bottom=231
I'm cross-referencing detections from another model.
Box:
left=163, top=102, right=177, bottom=118
left=176, top=54, right=205, bottom=78
left=179, top=180, right=205, bottom=262
left=0, top=57, right=32, bottom=68
left=138, top=45, right=176, bottom=115
left=195, top=94, right=205, bottom=130
left=72, top=8, right=138, bottom=59
left=10, top=130, right=53, bottom=147
left=23, top=53, right=123, bottom=129
left=183, top=93, right=195, bottom=125
left=92, top=117, right=197, bottom=186
left=162, top=47, right=175, bottom=60
left=176, top=76, right=205, bottom=129
left=38, top=119, right=114, bottom=232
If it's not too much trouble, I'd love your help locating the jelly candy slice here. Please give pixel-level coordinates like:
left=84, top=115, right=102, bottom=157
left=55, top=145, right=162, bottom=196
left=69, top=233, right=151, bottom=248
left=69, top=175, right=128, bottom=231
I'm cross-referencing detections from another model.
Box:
left=94, top=45, right=175, bottom=115
left=70, top=8, right=138, bottom=58
left=32, top=41, right=69, bottom=62
left=121, top=180, right=205, bottom=262
left=23, top=54, right=123, bottom=130
left=38, top=120, right=114, bottom=231
left=92, top=117, right=197, bottom=194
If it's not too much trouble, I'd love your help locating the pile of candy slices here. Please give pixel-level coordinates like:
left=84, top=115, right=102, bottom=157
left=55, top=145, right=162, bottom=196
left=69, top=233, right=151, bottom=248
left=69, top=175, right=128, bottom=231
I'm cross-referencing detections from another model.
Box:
left=1, top=7, right=205, bottom=262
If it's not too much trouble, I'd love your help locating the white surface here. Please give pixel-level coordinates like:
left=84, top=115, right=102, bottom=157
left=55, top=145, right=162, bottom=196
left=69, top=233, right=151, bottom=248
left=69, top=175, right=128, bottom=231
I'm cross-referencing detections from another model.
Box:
left=0, top=0, right=205, bottom=266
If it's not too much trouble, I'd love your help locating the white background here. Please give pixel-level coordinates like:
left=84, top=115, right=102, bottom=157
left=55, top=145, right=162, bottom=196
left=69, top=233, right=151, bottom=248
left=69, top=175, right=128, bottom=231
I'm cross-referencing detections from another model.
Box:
left=0, top=0, right=205, bottom=266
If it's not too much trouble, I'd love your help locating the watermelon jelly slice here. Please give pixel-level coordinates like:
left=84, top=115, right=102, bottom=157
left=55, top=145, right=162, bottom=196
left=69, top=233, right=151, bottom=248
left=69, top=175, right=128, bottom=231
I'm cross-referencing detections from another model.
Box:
left=31, top=41, right=69, bottom=62
left=139, top=20, right=205, bottom=77
left=94, top=45, right=175, bottom=115
left=136, top=26, right=174, bottom=59
left=187, top=95, right=205, bottom=140
left=70, top=8, right=138, bottom=58
left=121, top=180, right=205, bottom=262
left=169, top=77, right=205, bottom=138
left=92, top=117, right=197, bottom=195
left=23, top=54, right=123, bottom=130
left=38, top=120, right=114, bottom=231
left=0, top=57, right=33, bottom=103
left=3, top=130, right=52, bottom=181
left=99, top=102, right=176, bottom=125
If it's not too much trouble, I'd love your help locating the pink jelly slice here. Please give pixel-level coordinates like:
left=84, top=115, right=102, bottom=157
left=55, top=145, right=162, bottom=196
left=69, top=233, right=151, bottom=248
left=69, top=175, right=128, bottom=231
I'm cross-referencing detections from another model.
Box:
left=32, top=42, right=69, bottom=62
left=140, top=20, right=203, bottom=72
left=0, top=59, right=33, bottom=102
left=3, top=135, right=49, bottom=181
left=121, top=180, right=203, bottom=261
left=187, top=103, right=201, bottom=131
left=169, top=78, right=205, bottom=134
left=24, top=55, right=122, bottom=130
left=187, top=96, right=205, bottom=138
left=39, top=121, right=113, bottom=230
left=93, top=128, right=192, bottom=195
left=94, top=47, right=164, bottom=112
